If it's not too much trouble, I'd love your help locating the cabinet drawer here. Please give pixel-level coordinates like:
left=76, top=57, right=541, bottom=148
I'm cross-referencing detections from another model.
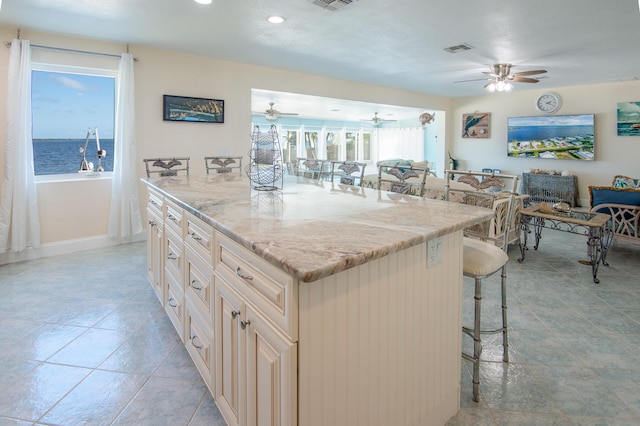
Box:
left=185, top=212, right=215, bottom=263
left=165, top=269, right=185, bottom=341
left=164, top=198, right=184, bottom=235
left=215, top=233, right=297, bottom=340
left=147, top=189, right=163, bottom=217
left=165, top=227, right=183, bottom=280
left=186, top=304, right=214, bottom=393
left=185, top=246, right=215, bottom=323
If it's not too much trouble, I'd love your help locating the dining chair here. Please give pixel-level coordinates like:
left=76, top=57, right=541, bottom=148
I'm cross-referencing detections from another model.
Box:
left=143, top=157, right=190, bottom=177
left=377, top=163, right=428, bottom=197
left=329, top=160, right=367, bottom=186
left=295, top=158, right=328, bottom=181
left=204, top=156, right=243, bottom=174
left=444, top=169, right=520, bottom=402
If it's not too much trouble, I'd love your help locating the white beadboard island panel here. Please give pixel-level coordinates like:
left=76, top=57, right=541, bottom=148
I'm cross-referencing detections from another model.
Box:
left=298, top=231, right=462, bottom=426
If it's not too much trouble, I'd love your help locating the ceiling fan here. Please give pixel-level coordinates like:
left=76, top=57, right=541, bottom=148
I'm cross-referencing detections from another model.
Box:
left=360, top=112, right=397, bottom=126
left=455, top=63, right=547, bottom=92
left=252, top=102, right=299, bottom=121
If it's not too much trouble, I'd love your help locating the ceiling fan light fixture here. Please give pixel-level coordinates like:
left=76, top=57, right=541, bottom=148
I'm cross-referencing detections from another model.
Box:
left=503, top=81, right=513, bottom=92
left=485, top=82, right=496, bottom=93
left=265, top=113, right=279, bottom=122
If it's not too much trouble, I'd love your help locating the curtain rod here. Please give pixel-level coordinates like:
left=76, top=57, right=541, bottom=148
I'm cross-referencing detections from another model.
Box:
left=3, top=41, right=139, bottom=61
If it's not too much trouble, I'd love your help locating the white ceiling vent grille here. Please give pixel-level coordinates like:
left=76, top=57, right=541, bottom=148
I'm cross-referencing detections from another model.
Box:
left=312, top=0, right=357, bottom=11
left=444, top=44, right=473, bottom=54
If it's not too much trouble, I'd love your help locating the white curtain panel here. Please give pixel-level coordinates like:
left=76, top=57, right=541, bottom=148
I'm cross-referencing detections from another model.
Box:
left=0, top=40, right=40, bottom=253
left=376, top=127, right=425, bottom=162
left=108, top=53, right=142, bottom=239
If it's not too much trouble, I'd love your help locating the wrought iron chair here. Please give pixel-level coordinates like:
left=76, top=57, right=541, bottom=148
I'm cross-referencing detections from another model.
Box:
left=377, top=163, right=428, bottom=197
left=143, top=157, right=190, bottom=177
left=295, top=158, right=329, bottom=181
left=204, top=156, right=243, bottom=174
left=329, top=161, right=367, bottom=186
left=444, top=169, right=520, bottom=402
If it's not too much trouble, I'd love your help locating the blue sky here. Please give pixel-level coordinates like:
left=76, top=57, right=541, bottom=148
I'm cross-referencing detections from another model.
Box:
left=508, top=114, right=594, bottom=127
left=31, top=70, right=115, bottom=139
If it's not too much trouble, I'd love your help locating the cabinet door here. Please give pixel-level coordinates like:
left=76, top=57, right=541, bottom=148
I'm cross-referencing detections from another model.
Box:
left=245, top=304, right=297, bottom=426
left=215, top=278, right=245, bottom=426
left=146, top=208, right=164, bottom=304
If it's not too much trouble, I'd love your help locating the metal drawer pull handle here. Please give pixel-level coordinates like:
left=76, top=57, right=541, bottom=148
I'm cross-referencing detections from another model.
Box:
left=167, top=252, right=177, bottom=260
left=148, top=219, right=155, bottom=226
left=150, top=200, right=158, bottom=205
left=235, top=267, right=253, bottom=281
left=240, top=319, right=251, bottom=329
left=168, top=213, right=178, bottom=222
left=190, top=280, right=203, bottom=291
left=191, top=335, right=203, bottom=349
left=231, top=310, right=240, bottom=319
left=168, top=298, right=178, bottom=308
left=189, top=232, right=202, bottom=241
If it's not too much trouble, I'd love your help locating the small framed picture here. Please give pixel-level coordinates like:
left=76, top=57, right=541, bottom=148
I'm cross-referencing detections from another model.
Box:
left=163, top=94, right=224, bottom=123
left=462, top=112, right=490, bottom=138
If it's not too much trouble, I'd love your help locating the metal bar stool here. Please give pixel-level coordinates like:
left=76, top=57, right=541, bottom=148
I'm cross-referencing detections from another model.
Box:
left=445, top=169, right=520, bottom=402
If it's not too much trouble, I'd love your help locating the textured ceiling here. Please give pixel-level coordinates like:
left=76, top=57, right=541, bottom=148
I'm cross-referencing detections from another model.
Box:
left=2, top=0, right=640, bottom=120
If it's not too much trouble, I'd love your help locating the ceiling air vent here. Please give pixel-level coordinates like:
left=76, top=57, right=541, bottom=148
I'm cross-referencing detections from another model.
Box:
left=444, top=43, right=473, bottom=54
left=312, top=0, right=356, bottom=11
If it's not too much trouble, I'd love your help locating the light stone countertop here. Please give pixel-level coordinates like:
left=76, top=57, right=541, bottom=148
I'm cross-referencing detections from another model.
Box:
left=143, top=174, right=494, bottom=282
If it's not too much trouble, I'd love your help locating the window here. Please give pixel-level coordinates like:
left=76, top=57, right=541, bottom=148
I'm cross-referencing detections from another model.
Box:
left=362, top=132, right=372, bottom=161
left=304, top=131, right=318, bottom=159
left=326, top=132, right=340, bottom=161
left=31, top=65, right=116, bottom=175
left=282, top=130, right=297, bottom=165
left=345, top=131, right=372, bottom=162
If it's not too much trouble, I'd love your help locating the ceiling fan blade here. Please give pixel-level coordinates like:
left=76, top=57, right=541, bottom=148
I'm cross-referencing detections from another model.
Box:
left=454, top=77, right=492, bottom=83
left=512, top=69, right=547, bottom=77
left=277, top=112, right=299, bottom=116
left=510, top=77, right=541, bottom=83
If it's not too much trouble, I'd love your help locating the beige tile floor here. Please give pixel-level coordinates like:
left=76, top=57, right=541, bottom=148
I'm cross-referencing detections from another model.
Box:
left=0, top=229, right=638, bottom=425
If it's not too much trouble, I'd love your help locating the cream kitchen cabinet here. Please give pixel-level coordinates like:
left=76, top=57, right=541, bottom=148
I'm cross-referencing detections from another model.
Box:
left=146, top=189, right=164, bottom=304
left=215, top=276, right=297, bottom=426
left=146, top=206, right=163, bottom=304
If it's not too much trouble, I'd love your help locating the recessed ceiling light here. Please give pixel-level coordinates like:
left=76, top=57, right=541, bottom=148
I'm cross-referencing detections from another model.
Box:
left=268, top=15, right=285, bottom=24
left=194, top=0, right=212, bottom=4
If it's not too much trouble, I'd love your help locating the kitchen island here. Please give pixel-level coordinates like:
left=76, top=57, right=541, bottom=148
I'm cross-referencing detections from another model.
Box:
left=142, top=174, right=494, bottom=426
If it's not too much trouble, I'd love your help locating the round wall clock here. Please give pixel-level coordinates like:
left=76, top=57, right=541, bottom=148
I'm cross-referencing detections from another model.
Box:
left=535, top=92, right=562, bottom=114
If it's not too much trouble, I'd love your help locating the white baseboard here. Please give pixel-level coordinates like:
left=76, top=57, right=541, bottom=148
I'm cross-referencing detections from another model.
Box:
left=0, top=232, right=146, bottom=265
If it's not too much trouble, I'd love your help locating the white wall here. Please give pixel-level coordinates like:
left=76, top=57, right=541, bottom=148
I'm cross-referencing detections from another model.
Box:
left=450, top=82, right=640, bottom=206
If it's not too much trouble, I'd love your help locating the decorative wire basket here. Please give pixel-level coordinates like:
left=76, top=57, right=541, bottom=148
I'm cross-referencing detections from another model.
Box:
left=246, top=125, right=283, bottom=191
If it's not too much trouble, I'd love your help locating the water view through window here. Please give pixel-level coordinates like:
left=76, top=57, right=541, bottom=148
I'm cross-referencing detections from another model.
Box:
left=32, top=69, right=116, bottom=175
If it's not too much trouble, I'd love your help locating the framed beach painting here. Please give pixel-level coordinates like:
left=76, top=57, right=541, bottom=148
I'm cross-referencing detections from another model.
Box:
left=617, top=101, right=640, bottom=136
left=462, top=112, right=490, bottom=138
left=163, top=94, right=224, bottom=123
